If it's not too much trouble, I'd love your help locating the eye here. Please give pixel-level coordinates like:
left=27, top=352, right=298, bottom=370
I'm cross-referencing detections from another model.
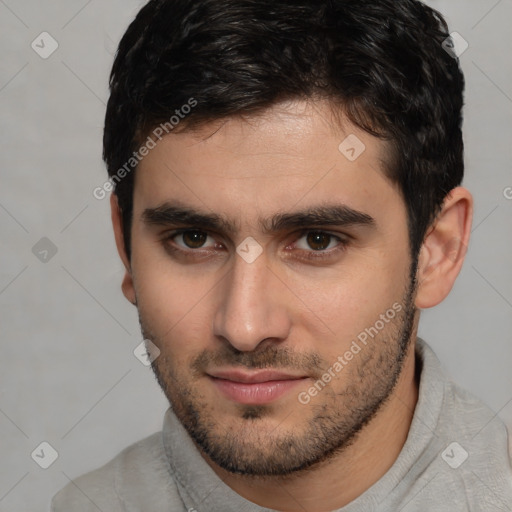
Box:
left=171, top=230, right=218, bottom=250
left=295, top=231, right=344, bottom=252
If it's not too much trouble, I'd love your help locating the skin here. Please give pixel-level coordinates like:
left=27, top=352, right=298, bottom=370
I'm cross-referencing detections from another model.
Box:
left=111, top=100, right=473, bottom=511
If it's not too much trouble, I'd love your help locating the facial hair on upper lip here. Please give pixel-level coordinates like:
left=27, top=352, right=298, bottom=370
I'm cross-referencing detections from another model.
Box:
left=189, top=344, right=324, bottom=380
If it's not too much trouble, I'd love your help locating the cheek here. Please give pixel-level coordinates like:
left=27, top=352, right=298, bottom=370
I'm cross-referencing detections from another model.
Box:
left=291, top=252, right=410, bottom=350
left=132, top=257, right=216, bottom=356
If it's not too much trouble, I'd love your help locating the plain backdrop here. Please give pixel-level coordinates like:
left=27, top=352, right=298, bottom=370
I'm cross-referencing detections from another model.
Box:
left=0, top=0, right=511, bottom=510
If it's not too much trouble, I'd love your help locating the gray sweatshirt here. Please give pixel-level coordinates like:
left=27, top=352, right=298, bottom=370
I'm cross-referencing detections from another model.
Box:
left=51, top=340, right=512, bottom=511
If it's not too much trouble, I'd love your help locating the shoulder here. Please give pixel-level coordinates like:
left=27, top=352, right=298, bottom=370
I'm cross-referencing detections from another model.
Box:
left=412, top=341, right=512, bottom=506
left=418, top=340, right=510, bottom=450
left=433, top=377, right=512, bottom=505
left=441, top=376, right=508, bottom=445
left=51, top=431, right=184, bottom=511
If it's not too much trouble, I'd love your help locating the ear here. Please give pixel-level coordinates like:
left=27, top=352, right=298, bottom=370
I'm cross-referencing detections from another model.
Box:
left=110, top=193, right=136, bottom=306
left=415, top=187, right=473, bottom=309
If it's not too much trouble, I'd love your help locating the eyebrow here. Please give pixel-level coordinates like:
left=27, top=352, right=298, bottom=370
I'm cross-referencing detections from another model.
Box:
left=142, top=202, right=376, bottom=234
left=266, top=205, right=375, bottom=233
left=143, top=203, right=237, bottom=233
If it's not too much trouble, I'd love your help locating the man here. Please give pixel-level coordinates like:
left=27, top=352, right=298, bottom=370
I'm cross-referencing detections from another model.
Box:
left=52, top=0, right=512, bottom=510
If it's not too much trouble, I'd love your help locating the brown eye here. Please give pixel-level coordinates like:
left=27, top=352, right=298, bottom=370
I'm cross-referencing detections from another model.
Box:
left=306, top=232, right=334, bottom=251
left=180, top=230, right=208, bottom=249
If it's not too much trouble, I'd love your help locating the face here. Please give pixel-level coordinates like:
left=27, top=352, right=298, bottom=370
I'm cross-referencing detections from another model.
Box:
left=125, top=100, right=417, bottom=476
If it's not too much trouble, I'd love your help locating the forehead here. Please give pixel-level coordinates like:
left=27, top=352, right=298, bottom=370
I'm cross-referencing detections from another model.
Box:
left=133, top=100, right=402, bottom=228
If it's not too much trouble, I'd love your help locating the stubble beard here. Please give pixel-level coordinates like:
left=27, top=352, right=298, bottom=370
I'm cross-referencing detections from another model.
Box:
left=140, top=278, right=417, bottom=477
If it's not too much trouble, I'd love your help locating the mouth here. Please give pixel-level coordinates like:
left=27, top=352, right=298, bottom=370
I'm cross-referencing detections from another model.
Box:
left=207, top=369, right=309, bottom=405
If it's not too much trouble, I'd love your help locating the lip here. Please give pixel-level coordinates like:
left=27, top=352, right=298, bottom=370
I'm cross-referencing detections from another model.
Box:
left=208, top=370, right=308, bottom=405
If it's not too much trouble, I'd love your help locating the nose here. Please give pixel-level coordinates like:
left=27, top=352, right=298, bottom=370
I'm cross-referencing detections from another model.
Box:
left=213, top=252, right=291, bottom=352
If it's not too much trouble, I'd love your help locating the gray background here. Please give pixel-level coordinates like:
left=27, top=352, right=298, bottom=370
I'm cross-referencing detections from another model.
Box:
left=0, top=0, right=511, bottom=510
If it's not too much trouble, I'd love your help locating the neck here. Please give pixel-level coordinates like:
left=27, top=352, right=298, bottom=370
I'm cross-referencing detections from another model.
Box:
left=205, top=341, right=420, bottom=512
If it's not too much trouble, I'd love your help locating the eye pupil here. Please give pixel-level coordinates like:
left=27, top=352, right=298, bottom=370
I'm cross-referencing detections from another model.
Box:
left=307, top=232, right=331, bottom=251
left=183, top=231, right=207, bottom=248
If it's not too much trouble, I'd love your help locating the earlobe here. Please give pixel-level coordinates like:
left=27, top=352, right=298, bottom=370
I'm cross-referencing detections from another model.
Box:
left=110, top=193, right=137, bottom=306
left=121, top=273, right=137, bottom=306
left=415, top=187, right=473, bottom=309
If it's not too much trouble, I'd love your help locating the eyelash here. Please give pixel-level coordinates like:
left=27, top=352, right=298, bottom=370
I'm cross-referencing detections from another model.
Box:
left=294, top=231, right=348, bottom=261
left=162, top=229, right=349, bottom=262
